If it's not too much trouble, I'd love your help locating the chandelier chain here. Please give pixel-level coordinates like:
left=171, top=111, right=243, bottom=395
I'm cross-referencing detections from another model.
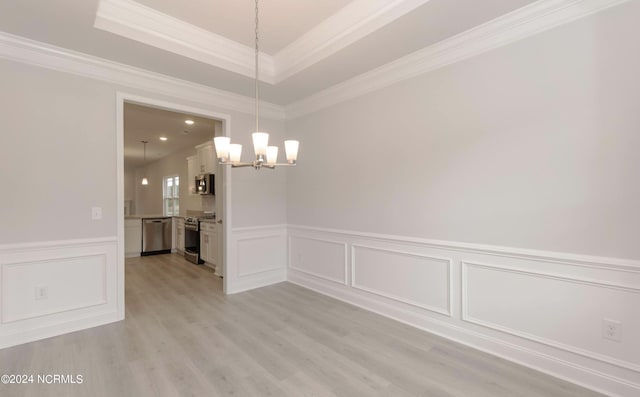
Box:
left=255, top=0, right=259, bottom=132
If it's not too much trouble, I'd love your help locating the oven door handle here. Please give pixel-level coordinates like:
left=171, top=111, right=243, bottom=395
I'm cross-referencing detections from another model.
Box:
left=184, top=224, right=198, bottom=231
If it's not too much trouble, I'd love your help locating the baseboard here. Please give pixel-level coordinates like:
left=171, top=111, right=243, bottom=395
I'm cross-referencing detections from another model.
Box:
left=0, top=309, right=122, bottom=349
left=227, top=269, right=286, bottom=294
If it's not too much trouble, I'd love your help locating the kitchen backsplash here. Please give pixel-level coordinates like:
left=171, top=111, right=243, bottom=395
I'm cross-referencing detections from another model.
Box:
left=183, top=193, right=215, bottom=216
left=201, top=195, right=215, bottom=213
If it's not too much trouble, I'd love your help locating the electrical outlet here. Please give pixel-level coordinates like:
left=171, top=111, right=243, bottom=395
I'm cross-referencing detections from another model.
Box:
left=602, top=318, right=622, bottom=342
left=35, top=285, right=48, bottom=300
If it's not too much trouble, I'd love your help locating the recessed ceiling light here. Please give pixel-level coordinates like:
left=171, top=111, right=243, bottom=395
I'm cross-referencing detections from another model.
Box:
left=185, top=119, right=194, bottom=125
left=159, top=136, right=168, bottom=141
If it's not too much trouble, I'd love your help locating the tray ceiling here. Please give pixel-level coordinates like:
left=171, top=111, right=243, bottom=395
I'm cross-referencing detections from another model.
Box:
left=0, top=0, right=568, bottom=105
left=133, top=0, right=352, bottom=55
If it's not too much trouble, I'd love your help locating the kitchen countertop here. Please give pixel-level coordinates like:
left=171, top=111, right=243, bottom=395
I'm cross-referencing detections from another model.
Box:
left=125, top=215, right=172, bottom=220
left=125, top=215, right=211, bottom=221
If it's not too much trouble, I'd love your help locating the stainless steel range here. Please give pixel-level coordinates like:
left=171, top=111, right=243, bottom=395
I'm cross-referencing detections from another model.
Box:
left=183, top=214, right=215, bottom=264
left=184, top=216, right=203, bottom=264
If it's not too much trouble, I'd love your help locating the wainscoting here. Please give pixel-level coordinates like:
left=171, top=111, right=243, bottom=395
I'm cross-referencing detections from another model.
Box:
left=287, top=225, right=640, bottom=397
left=0, top=237, right=121, bottom=349
left=2, top=226, right=638, bottom=396
left=227, top=225, right=288, bottom=294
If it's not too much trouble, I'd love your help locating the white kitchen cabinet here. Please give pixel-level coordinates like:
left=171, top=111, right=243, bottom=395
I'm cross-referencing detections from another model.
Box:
left=196, top=141, right=215, bottom=174
left=187, top=155, right=198, bottom=194
left=125, top=219, right=141, bottom=257
left=200, top=222, right=217, bottom=267
left=174, top=217, right=185, bottom=253
left=199, top=232, right=208, bottom=263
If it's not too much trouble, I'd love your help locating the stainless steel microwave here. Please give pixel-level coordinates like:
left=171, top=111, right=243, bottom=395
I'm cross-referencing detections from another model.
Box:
left=195, top=174, right=215, bottom=195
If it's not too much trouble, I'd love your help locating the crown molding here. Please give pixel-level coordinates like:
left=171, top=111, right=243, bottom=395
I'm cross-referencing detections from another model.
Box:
left=94, top=0, right=277, bottom=84
left=94, top=0, right=432, bottom=84
left=272, top=0, right=432, bottom=82
left=0, top=32, right=286, bottom=120
left=0, top=0, right=629, bottom=121
left=285, top=0, right=631, bottom=118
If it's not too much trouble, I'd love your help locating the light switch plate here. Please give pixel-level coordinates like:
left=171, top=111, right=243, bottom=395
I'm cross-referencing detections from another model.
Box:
left=35, top=285, right=48, bottom=300
left=91, top=207, right=102, bottom=220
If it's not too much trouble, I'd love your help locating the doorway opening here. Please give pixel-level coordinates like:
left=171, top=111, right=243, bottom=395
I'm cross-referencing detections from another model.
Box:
left=116, top=93, right=232, bottom=316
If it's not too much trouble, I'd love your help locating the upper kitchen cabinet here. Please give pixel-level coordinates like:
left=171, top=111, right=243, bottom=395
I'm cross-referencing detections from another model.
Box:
left=196, top=141, right=215, bottom=174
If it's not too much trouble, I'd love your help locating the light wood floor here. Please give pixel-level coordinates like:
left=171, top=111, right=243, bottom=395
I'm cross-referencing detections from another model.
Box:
left=0, top=253, right=603, bottom=397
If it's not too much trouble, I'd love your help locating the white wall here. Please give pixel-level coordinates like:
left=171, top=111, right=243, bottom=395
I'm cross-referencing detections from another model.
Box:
left=0, top=63, right=117, bottom=244
left=228, top=125, right=289, bottom=226
left=285, top=3, right=640, bottom=396
left=286, top=3, right=640, bottom=261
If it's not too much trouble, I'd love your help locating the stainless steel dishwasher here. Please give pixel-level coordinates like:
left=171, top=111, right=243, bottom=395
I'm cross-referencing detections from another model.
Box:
left=141, top=217, right=172, bottom=256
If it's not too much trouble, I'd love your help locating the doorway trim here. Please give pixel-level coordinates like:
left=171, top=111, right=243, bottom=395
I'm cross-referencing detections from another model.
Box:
left=116, top=92, right=232, bottom=314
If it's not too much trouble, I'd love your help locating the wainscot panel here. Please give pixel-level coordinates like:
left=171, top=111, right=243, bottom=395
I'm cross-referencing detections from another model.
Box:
left=227, top=225, right=287, bottom=294
left=0, top=237, right=120, bottom=349
left=289, top=235, right=347, bottom=285
left=462, top=261, right=640, bottom=372
left=352, top=245, right=451, bottom=316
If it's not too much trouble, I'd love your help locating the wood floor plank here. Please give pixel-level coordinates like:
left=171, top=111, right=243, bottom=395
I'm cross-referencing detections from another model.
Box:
left=0, top=253, right=605, bottom=397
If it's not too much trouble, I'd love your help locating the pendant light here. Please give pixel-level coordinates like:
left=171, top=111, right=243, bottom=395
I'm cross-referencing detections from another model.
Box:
left=213, top=0, right=299, bottom=170
left=141, top=140, right=149, bottom=185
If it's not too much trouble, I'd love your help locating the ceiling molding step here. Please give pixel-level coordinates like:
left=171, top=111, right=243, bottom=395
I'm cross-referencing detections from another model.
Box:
left=273, top=0, right=432, bottom=83
left=0, top=32, right=286, bottom=120
left=94, top=0, right=433, bottom=85
left=285, top=0, right=631, bottom=119
left=94, top=0, right=277, bottom=84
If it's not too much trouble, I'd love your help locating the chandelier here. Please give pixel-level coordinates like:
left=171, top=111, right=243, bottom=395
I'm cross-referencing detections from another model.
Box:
left=213, top=0, right=299, bottom=169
